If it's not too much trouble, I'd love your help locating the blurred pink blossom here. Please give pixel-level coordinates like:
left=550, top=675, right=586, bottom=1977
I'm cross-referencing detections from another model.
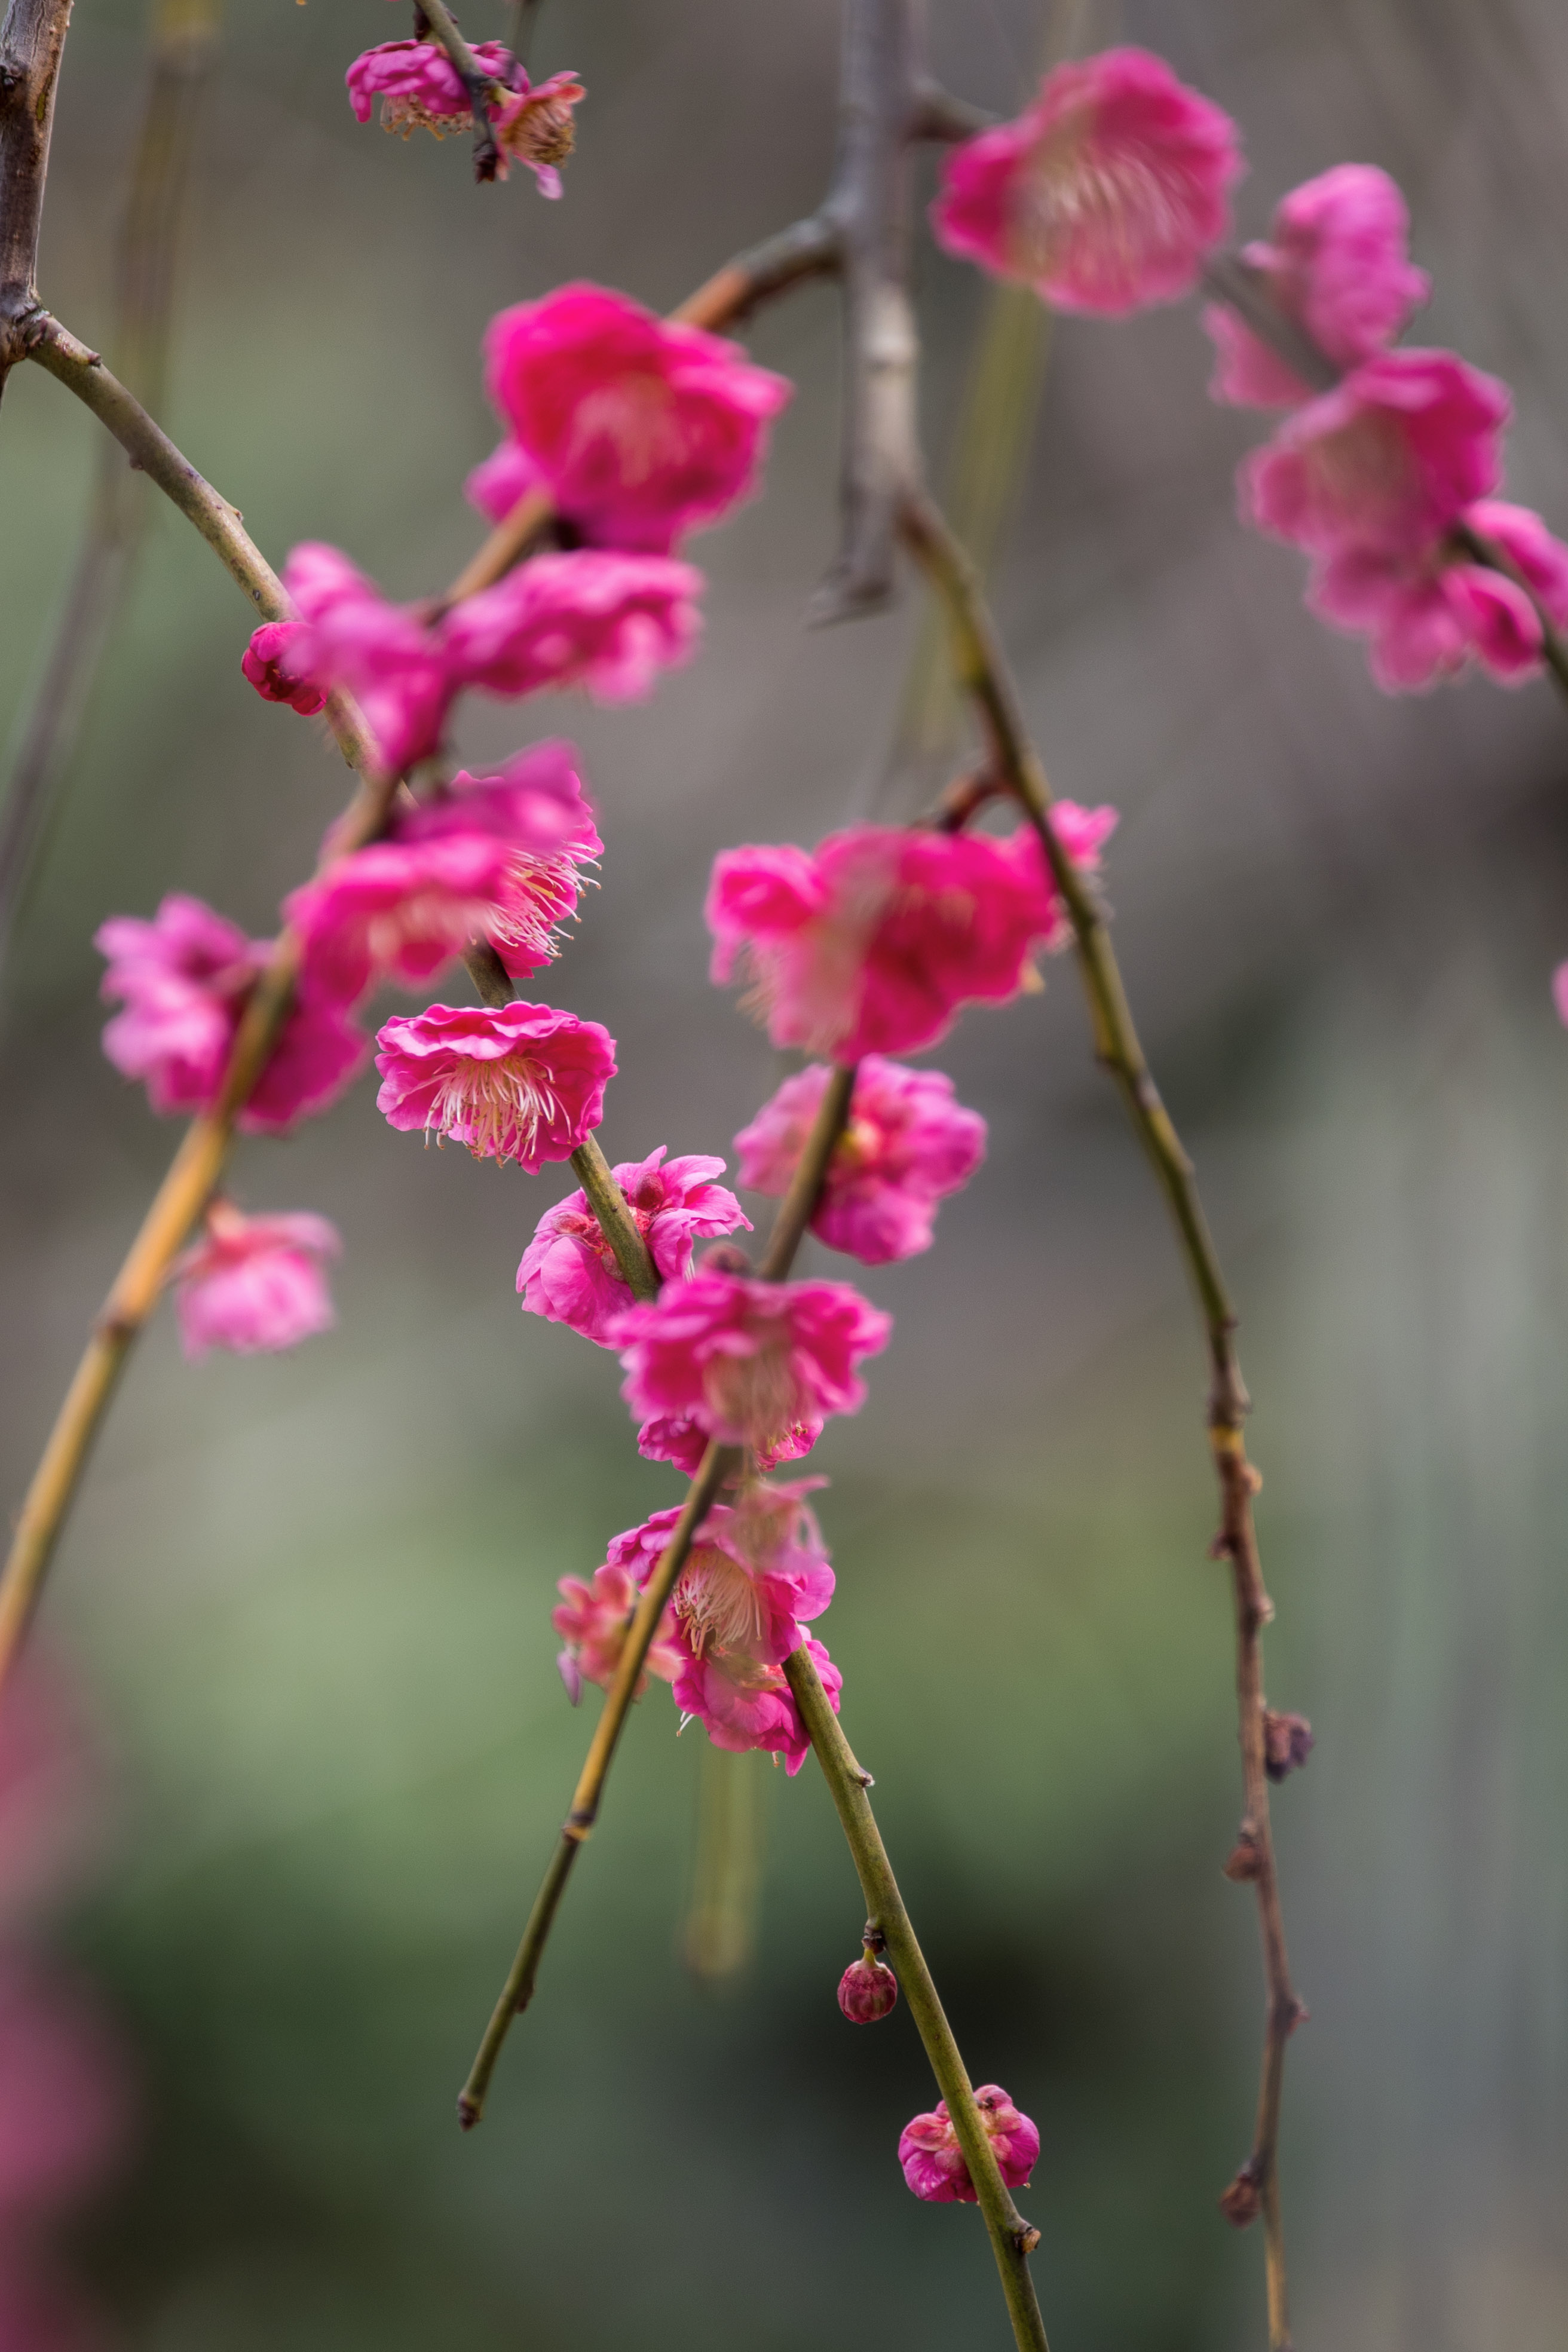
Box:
left=170, top=1202, right=340, bottom=1359
left=373, top=1000, right=614, bottom=1168
left=931, top=48, right=1241, bottom=314
left=240, top=622, right=326, bottom=716
left=551, top=1562, right=679, bottom=1704
left=441, top=551, right=703, bottom=704
left=518, top=1148, right=750, bottom=1346
left=281, top=544, right=455, bottom=775
left=734, top=1058, right=987, bottom=1264
left=898, top=2085, right=1039, bottom=2204
left=492, top=72, right=585, bottom=197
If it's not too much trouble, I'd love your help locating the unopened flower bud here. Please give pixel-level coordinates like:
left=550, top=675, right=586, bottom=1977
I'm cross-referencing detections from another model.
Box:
left=1263, top=1708, right=1315, bottom=1782
left=838, top=1949, right=898, bottom=2023
left=1218, top=2158, right=1262, bottom=2229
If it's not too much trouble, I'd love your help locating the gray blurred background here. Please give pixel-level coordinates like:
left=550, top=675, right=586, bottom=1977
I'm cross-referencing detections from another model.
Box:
left=2, top=1, right=1567, bottom=2344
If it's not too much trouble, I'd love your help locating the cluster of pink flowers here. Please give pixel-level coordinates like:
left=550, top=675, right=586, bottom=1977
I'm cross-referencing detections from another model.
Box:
left=518, top=1148, right=750, bottom=1343
left=346, top=36, right=584, bottom=197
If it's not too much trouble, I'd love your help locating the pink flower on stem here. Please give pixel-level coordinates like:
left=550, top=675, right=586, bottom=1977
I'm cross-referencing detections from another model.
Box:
left=240, top=621, right=327, bottom=716
left=931, top=47, right=1241, bottom=316
left=373, top=1000, right=615, bottom=1169
left=609, top=1268, right=891, bottom=1463
left=707, top=811, right=1116, bottom=1063
left=551, top=1562, right=680, bottom=1705
left=898, top=2087, right=1040, bottom=2204
left=838, top=1950, right=898, bottom=2022
left=442, top=550, right=703, bottom=704
left=345, top=37, right=513, bottom=132
left=492, top=72, right=585, bottom=197
left=96, top=894, right=365, bottom=1134
left=476, top=284, right=792, bottom=552
left=734, top=1057, right=987, bottom=1265
left=518, top=1147, right=751, bottom=1346
left=281, top=543, right=456, bottom=776
left=170, top=1202, right=340, bottom=1361
left=1204, top=164, right=1429, bottom=410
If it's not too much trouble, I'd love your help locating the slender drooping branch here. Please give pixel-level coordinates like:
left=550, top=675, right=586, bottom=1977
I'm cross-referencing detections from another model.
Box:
left=414, top=0, right=507, bottom=182
left=458, top=1063, right=860, bottom=2126
left=786, top=1647, right=1049, bottom=2352
left=0, top=0, right=72, bottom=391
left=901, top=491, right=1301, bottom=2350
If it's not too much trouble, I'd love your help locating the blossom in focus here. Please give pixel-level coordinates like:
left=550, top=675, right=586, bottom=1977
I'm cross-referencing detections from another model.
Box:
left=734, top=1057, right=987, bottom=1264
left=442, top=550, right=703, bottom=704
left=493, top=71, right=585, bottom=197
left=552, top=1562, right=680, bottom=1705
left=374, top=1000, right=615, bottom=1168
left=707, top=812, right=1115, bottom=1063
left=345, top=37, right=513, bottom=133
left=610, top=1269, right=891, bottom=1462
left=478, top=284, right=792, bottom=552
left=838, top=1951, right=898, bottom=2022
left=240, top=621, right=327, bottom=716
left=170, top=1200, right=340, bottom=1361
left=281, top=543, right=455, bottom=776
left=518, top=1147, right=751, bottom=1346
left=898, top=2086, right=1040, bottom=2204
left=931, top=47, right=1241, bottom=315
left=1204, top=164, right=1429, bottom=409
left=96, top=893, right=365, bottom=1134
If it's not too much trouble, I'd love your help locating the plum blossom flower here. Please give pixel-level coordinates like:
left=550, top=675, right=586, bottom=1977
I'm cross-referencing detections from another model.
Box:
left=346, top=38, right=515, bottom=134
left=609, top=1269, right=891, bottom=1463
left=635, top=1412, right=713, bottom=1476
left=96, top=893, right=365, bottom=1134
left=1204, top=164, right=1429, bottom=410
left=281, top=543, right=455, bottom=775
left=931, top=47, right=1241, bottom=315
left=898, top=2086, right=1040, bottom=2204
left=170, top=1201, right=340, bottom=1361
left=475, top=284, right=792, bottom=552
left=240, top=621, right=326, bottom=716
left=492, top=72, right=585, bottom=197
left=707, top=812, right=1116, bottom=1063
left=734, top=1058, right=987, bottom=1265
left=518, top=1148, right=751, bottom=1346
left=552, top=1562, right=680, bottom=1705
left=374, top=1000, right=615, bottom=1168
left=441, top=550, right=703, bottom=704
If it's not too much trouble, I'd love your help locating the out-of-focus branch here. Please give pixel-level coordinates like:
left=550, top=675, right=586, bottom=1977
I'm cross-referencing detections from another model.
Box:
left=682, top=1742, right=764, bottom=1982
left=786, top=1646, right=1049, bottom=2352
left=0, top=0, right=220, bottom=970
left=413, top=0, right=507, bottom=182
left=0, top=0, right=72, bottom=393
left=902, top=490, right=1302, bottom=2351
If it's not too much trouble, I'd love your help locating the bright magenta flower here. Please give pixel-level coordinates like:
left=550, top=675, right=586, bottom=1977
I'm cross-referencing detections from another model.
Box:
left=931, top=47, right=1241, bottom=314
left=345, top=36, right=513, bottom=131
left=1205, top=164, right=1429, bottom=409
left=96, top=894, right=365, bottom=1134
left=707, top=813, right=1114, bottom=1063
left=609, top=1269, right=891, bottom=1462
left=240, top=621, right=327, bottom=716
left=734, top=1057, right=987, bottom=1265
left=477, top=283, right=792, bottom=552
left=635, top=1412, right=713, bottom=1476
left=170, top=1201, right=340, bottom=1361
left=898, top=2087, right=1040, bottom=2204
left=373, top=1000, right=614, bottom=1168
left=552, top=1561, right=680, bottom=1705
left=281, top=543, right=455, bottom=775
left=1305, top=498, right=1568, bottom=691
left=442, top=550, right=703, bottom=704
left=518, top=1148, right=751, bottom=1346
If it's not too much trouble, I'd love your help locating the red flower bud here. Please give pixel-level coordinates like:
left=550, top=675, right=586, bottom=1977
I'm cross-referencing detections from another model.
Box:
left=838, top=1950, right=898, bottom=2023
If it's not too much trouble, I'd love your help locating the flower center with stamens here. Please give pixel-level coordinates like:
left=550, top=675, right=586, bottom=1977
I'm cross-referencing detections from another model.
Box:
left=704, top=1333, right=806, bottom=1452
left=673, top=1543, right=768, bottom=1662
left=430, top=1052, right=564, bottom=1163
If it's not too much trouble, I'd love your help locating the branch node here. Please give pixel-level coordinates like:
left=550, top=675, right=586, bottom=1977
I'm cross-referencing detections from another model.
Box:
left=1218, top=2156, right=1263, bottom=2230
left=1014, top=2224, right=1042, bottom=2256
left=1222, top=1828, right=1264, bottom=1884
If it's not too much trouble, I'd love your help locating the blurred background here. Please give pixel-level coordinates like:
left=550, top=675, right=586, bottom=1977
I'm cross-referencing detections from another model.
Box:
left=1, top=0, right=1566, bottom=2344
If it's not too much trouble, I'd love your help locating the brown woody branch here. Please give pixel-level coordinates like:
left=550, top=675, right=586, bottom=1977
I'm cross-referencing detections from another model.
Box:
left=413, top=0, right=507, bottom=183
left=0, top=0, right=72, bottom=392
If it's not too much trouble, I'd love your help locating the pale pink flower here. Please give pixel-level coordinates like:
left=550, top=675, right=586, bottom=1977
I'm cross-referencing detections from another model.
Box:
left=96, top=894, right=365, bottom=1134
left=373, top=1000, right=615, bottom=1168
left=551, top=1562, right=680, bottom=1705
left=931, top=47, right=1241, bottom=315
left=171, top=1201, right=340, bottom=1360
left=442, top=550, right=703, bottom=704
left=518, top=1147, right=751, bottom=1346
left=734, top=1057, right=987, bottom=1264
left=1204, top=164, right=1429, bottom=409
left=838, top=1952, right=898, bottom=2022
left=240, top=621, right=327, bottom=716
left=898, top=2086, right=1040, bottom=2204
left=479, top=283, right=792, bottom=552
left=1241, top=350, right=1509, bottom=559
left=609, top=1269, right=891, bottom=1462
left=345, top=37, right=513, bottom=132
left=706, top=811, right=1115, bottom=1063
left=281, top=543, right=455, bottom=776
left=492, top=71, right=585, bottom=197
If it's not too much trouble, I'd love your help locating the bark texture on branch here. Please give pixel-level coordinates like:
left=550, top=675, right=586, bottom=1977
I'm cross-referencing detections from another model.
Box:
left=0, top=0, right=72, bottom=382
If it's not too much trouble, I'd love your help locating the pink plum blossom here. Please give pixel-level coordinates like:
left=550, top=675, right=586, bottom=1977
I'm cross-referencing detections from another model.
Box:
left=635, top=1411, right=713, bottom=1476
left=518, top=1147, right=751, bottom=1346
left=931, top=48, right=1241, bottom=315
left=441, top=550, right=703, bottom=704
left=706, top=811, right=1115, bottom=1062
left=170, top=1202, right=340, bottom=1361
left=492, top=72, right=585, bottom=197
left=838, top=1951, right=898, bottom=2022
left=240, top=621, right=327, bottom=716
left=373, top=1000, right=615, bottom=1168
left=734, top=1057, right=987, bottom=1264
left=551, top=1562, right=680, bottom=1705
left=466, top=435, right=541, bottom=526
left=478, top=283, right=792, bottom=552
left=1552, top=963, right=1568, bottom=1029
left=609, top=1269, right=891, bottom=1463
left=96, top=893, right=365, bottom=1134
left=281, top=543, right=455, bottom=775
left=898, top=2086, right=1040, bottom=2204
left=1204, top=164, right=1429, bottom=409
left=345, top=38, right=513, bottom=131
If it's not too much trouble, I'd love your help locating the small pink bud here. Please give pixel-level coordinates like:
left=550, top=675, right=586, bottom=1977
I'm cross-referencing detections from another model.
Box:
left=838, top=1948, right=898, bottom=2023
